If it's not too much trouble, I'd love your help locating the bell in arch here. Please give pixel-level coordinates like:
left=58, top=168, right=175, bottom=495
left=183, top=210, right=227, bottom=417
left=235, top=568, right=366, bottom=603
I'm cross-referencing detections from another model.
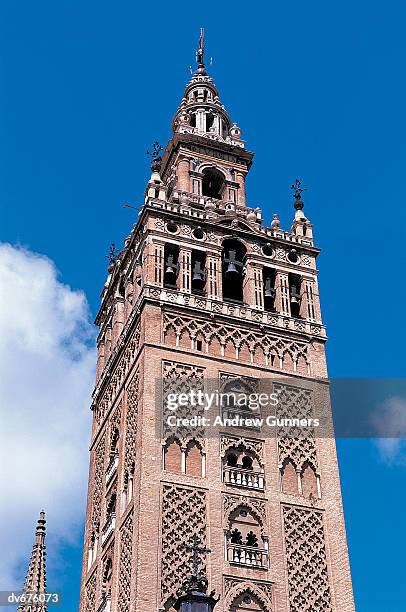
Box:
left=192, top=260, right=206, bottom=290
left=264, top=277, right=276, bottom=299
left=164, top=254, right=179, bottom=283
left=224, top=249, right=242, bottom=278
left=290, top=284, right=301, bottom=304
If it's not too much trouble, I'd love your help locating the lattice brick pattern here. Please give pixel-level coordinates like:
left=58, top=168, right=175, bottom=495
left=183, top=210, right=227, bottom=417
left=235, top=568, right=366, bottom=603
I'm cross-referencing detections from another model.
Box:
left=92, top=432, right=106, bottom=528
left=163, top=312, right=309, bottom=368
left=84, top=570, right=97, bottom=612
left=117, top=510, right=134, bottom=612
left=162, top=361, right=205, bottom=439
left=94, top=323, right=141, bottom=425
left=125, top=372, right=139, bottom=472
left=283, top=505, right=332, bottom=612
left=274, top=383, right=317, bottom=471
left=161, top=484, right=207, bottom=603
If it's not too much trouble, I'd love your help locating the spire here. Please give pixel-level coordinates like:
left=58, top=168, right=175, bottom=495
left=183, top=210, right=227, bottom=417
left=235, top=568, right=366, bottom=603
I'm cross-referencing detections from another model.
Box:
left=18, top=511, right=47, bottom=612
left=172, top=29, right=244, bottom=148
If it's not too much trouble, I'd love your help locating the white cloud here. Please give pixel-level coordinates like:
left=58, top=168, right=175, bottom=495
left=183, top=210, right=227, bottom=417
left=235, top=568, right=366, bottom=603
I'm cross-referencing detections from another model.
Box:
left=0, top=243, right=96, bottom=588
left=371, top=396, right=406, bottom=465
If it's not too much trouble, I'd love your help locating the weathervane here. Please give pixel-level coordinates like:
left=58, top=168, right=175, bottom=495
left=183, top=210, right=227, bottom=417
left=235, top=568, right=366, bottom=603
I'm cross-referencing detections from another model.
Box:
left=197, top=27, right=205, bottom=66
left=106, top=243, right=119, bottom=265
left=147, top=141, right=163, bottom=171
left=291, top=178, right=307, bottom=210
left=181, top=534, right=211, bottom=577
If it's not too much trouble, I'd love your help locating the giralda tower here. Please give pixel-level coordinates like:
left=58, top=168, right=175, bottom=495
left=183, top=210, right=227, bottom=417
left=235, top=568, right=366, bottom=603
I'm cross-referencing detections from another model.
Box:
left=79, top=31, right=355, bottom=612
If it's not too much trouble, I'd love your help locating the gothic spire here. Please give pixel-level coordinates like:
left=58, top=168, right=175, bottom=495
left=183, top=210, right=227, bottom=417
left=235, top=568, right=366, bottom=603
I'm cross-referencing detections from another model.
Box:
left=18, top=511, right=47, bottom=612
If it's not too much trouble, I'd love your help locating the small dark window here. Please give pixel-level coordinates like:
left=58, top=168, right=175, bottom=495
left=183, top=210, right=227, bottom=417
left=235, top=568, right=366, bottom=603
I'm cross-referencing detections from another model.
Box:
left=196, top=340, right=203, bottom=351
left=288, top=248, right=299, bottom=263
left=227, top=453, right=238, bottom=467
left=206, top=113, right=214, bottom=132
left=202, top=167, right=225, bottom=199
left=242, top=456, right=253, bottom=470
left=262, top=242, right=274, bottom=257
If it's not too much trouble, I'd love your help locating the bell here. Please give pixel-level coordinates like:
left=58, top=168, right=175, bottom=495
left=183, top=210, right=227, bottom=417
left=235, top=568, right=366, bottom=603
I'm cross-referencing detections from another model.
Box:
left=224, top=249, right=241, bottom=278
left=192, top=260, right=206, bottom=288
left=165, top=254, right=178, bottom=281
left=290, top=284, right=301, bottom=304
left=264, top=278, right=276, bottom=299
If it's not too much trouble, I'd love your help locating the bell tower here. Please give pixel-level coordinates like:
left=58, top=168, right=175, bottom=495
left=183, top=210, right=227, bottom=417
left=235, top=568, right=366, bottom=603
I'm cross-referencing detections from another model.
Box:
left=79, top=31, right=355, bottom=612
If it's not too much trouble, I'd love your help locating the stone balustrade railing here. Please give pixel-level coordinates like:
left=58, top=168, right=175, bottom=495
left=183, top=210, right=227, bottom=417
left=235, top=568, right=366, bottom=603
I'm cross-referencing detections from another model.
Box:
left=101, top=513, right=116, bottom=545
left=227, top=542, right=268, bottom=568
left=105, top=454, right=119, bottom=485
left=224, top=466, right=265, bottom=490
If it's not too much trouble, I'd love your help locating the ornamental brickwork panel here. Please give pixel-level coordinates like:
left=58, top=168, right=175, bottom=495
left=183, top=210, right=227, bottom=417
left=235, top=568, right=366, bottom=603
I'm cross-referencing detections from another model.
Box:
left=124, top=371, right=139, bottom=472
left=161, top=484, right=207, bottom=604
left=91, top=432, right=106, bottom=530
left=275, top=383, right=318, bottom=471
left=84, top=570, right=97, bottom=612
left=117, top=510, right=134, bottom=612
left=283, top=505, right=332, bottom=612
left=162, top=360, right=205, bottom=440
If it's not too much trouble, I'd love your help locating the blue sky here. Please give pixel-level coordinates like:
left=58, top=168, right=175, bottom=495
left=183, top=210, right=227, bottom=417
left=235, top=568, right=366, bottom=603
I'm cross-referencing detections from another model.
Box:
left=1, top=1, right=405, bottom=610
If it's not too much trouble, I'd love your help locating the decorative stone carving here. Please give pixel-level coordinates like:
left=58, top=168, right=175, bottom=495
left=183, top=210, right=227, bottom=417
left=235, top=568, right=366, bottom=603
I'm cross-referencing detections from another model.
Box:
left=220, top=434, right=264, bottom=463
left=223, top=493, right=266, bottom=535
left=283, top=505, right=332, bottom=612
left=163, top=312, right=309, bottom=371
left=161, top=484, right=207, bottom=604
left=224, top=577, right=273, bottom=612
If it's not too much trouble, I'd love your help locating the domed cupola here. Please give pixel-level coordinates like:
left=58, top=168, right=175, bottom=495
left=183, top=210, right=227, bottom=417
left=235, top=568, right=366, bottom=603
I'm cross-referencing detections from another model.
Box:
left=172, top=29, right=243, bottom=148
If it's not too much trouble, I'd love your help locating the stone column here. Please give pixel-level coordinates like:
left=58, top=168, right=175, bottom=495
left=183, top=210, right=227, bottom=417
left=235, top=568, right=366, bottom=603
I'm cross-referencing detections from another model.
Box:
left=104, top=324, right=112, bottom=366
left=178, top=247, right=192, bottom=294
left=275, top=271, right=290, bottom=316
left=235, top=171, right=246, bottom=207
left=242, top=260, right=263, bottom=309
left=206, top=252, right=222, bottom=300
left=300, top=277, right=321, bottom=321
left=112, top=298, right=125, bottom=346
left=177, top=157, right=190, bottom=192
left=96, top=339, right=105, bottom=383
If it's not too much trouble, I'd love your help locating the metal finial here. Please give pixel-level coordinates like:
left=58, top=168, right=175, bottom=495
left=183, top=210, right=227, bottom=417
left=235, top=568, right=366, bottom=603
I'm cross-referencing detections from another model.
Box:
left=106, top=243, right=119, bottom=265
left=147, top=141, right=163, bottom=172
left=180, top=534, right=211, bottom=577
left=291, top=178, right=307, bottom=210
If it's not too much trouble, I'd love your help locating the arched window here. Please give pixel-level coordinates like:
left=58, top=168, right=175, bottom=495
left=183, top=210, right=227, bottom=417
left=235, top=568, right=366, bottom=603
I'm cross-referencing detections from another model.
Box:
left=202, top=167, right=225, bottom=199
left=227, top=505, right=268, bottom=568
left=185, top=440, right=203, bottom=477
left=164, top=438, right=182, bottom=474
left=301, top=463, right=318, bottom=499
left=222, top=239, right=246, bottom=303
left=282, top=460, right=299, bottom=495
